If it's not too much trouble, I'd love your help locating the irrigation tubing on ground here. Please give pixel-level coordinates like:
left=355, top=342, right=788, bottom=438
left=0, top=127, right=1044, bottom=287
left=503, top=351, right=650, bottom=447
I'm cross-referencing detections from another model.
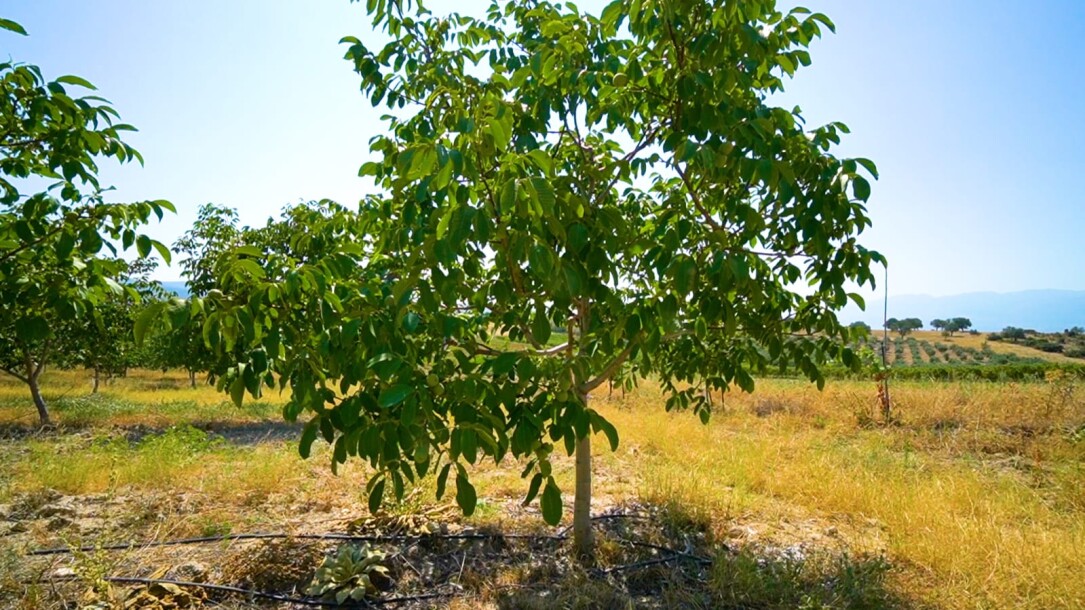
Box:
left=27, top=531, right=567, bottom=556
left=41, top=576, right=454, bottom=608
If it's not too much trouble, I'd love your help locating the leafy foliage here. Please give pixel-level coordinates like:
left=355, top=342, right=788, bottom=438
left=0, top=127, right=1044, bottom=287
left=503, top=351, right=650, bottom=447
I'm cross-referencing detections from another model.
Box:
left=0, top=17, right=172, bottom=423
left=306, top=545, right=390, bottom=604
left=174, top=0, right=882, bottom=554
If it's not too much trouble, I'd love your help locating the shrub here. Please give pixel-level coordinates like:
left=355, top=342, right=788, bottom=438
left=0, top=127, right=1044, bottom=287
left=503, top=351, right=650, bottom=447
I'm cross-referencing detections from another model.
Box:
left=1064, top=346, right=1085, bottom=359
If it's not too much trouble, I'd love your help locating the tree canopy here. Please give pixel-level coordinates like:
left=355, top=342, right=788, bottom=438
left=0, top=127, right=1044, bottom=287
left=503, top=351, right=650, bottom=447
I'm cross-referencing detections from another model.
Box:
left=0, top=17, right=172, bottom=424
left=149, top=0, right=884, bottom=557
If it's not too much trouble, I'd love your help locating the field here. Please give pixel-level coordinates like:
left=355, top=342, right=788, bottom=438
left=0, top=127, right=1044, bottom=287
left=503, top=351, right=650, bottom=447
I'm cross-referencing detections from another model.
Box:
left=872, top=331, right=1080, bottom=366
left=1, top=368, right=1082, bottom=609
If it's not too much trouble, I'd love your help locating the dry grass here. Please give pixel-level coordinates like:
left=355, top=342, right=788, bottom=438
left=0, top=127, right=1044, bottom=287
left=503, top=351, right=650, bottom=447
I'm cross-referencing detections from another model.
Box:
left=911, top=330, right=1079, bottom=364
left=1, top=370, right=1082, bottom=609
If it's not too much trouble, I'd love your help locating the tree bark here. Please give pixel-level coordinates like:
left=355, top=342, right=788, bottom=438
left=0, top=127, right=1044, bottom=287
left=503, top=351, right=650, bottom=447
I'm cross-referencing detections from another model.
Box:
left=23, top=349, right=50, bottom=426
left=28, top=371, right=49, bottom=426
left=92, top=367, right=101, bottom=394
left=188, top=369, right=197, bottom=388
left=572, top=392, right=593, bottom=559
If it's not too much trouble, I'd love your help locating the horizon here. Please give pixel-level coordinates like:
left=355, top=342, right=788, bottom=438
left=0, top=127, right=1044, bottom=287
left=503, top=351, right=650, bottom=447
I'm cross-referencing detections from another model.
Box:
left=3, top=0, right=1084, bottom=299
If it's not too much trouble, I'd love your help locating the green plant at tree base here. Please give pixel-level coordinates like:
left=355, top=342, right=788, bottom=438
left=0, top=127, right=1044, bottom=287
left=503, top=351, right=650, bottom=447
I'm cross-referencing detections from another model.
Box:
left=147, top=0, right=884, bottom=558
left=306, top=545, right=391, bottom=604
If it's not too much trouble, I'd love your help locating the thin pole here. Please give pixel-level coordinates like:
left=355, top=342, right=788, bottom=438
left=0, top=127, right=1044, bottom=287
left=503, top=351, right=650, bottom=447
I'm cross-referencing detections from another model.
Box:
left=880, top=265, right=892, bottom=421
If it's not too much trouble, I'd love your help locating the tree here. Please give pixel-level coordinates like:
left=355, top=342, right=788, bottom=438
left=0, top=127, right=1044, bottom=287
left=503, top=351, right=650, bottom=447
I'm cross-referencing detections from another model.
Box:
left=0, top=18, right=172, bottom=424
left=949, top=317, right=972, bottom=335
left=1001, top=326, right=1026, bottom=343
left=180, top=0, right=882, bottom=558
left=886, top=317, right=922, bottom=338
left=932, top=317, right=970, bottom=337
left=849, top=321, right=871, bottom=334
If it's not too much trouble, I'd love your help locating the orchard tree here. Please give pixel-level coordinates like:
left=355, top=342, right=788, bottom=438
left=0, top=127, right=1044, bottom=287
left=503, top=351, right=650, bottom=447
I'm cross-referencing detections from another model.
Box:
left=886, top=317, right=922, bottom=338
left=0, top=18, right=172, bottom=424
left=188, top=0, right=882, bottom=557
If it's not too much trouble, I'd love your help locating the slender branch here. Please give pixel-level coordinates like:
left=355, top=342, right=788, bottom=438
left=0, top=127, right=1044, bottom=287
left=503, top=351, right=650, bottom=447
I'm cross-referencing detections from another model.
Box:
left=580, top=341, right=636, bottom=394
left=0, top=367, right=28, bottom=384
left=675, top=164, right=721, bottom=231
left=472, top=341, right=569, bottom=358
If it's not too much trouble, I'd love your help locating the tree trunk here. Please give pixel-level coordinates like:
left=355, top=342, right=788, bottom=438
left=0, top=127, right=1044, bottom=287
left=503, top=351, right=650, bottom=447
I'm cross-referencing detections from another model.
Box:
left=28, top=372, right=50, bottom=426
left=188, top=369, right=197, bottom=388
left=92, top=367, right=100, bottom=394
left=572, top=392, right=593, bottom=559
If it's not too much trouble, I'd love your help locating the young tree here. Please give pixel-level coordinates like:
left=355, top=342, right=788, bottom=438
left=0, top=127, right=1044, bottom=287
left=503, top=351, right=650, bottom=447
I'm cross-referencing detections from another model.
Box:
left=0, top=18, right=172, bottom=424
left=183, top=0, right=882, bottom=558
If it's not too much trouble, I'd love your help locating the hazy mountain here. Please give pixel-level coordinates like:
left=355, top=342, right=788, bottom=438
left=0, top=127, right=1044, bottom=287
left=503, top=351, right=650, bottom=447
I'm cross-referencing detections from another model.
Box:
left=842, top=290, right=1085, bottom=333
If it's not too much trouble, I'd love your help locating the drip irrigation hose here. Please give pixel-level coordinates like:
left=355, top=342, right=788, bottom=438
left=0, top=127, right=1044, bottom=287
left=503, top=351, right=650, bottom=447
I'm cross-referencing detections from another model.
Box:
left=28, top=531, right=565, bottom=557
left=24, top=513, right=716, bottom=606
left=47, top=575, right=454, bottom=608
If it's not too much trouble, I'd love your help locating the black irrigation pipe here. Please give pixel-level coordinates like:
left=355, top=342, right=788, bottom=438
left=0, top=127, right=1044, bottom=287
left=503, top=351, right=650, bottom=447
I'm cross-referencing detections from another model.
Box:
left=45, top=576, right=454, bottom=608
left=27, top=531, right=567, bottom=557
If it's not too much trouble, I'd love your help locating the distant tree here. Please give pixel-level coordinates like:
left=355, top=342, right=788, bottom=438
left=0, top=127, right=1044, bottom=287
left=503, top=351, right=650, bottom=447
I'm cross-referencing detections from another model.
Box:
left=886, top=317, right=922, bottom=337
left=0, top=18, right=171, bottom=424
left=141, top=300, right=218, bottom=387
left=1001, top=326, right=1027, bottom=343
left=949, top=317, right=972, bottom=335
left=849, top=321, right=872, bottom=334
left=930, top=319, right=946, bottom=333
left=172, top=204, right=242, bottom=297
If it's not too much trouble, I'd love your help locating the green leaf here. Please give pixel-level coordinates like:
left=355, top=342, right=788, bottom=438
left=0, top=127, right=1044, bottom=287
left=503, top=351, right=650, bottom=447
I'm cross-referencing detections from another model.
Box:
left=590, top=412, right=619, bottom=451
left=500, top=179, right=518, bottom=212
left=16, top=316, right=49, bottom=342
left=528, top=178, right=555, bottom=209
left=455, top=473, right=478, bottom=515
left=378, top=384, right=413, bottom=408
left=523, top=473, right=544, bottom=506
left=852, top=176, right=871, bottom=201
left=0, top=18, right=27, bottom=36
left=435, top=463, right=452, bottom=500
left=540, top=479, right=562, bottom=525
left=299, top=418, right=320, bottom=459
left=55, top=75, right=97, bottom=90
left=229, top=374, right=246, bottom=407
left=55, top=232, right=76, bottom=259
left=368, top=478, right=386, bottom=513
left=136, top=234, right=152, bottom=258
left=133, top=302, right=164, bottom=345
left=531, top=308, right=551, bottom=345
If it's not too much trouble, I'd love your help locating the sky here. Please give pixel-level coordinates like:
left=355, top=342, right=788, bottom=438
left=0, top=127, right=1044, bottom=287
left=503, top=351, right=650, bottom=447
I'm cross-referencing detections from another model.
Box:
left=3, top=0, right=1084, bottom=297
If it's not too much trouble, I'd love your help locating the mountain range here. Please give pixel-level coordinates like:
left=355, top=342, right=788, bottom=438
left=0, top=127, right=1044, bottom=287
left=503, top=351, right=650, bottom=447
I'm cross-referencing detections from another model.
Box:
left=842, top=289, right=1085, bottom=333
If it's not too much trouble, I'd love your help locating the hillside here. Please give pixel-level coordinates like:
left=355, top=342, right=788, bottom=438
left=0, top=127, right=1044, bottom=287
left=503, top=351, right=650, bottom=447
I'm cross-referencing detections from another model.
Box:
left=843, top=289, right=1085, bottom=332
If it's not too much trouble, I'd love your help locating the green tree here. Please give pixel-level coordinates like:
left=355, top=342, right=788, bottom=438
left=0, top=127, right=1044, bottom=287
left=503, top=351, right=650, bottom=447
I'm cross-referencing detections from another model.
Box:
left=950, top=317, right=972, bottom=335
left=0, top=18, right=172, bottom=424
left=1001, top=326, right=1026, bottom=343
left=181, top=0, right=882, bottom=558
left=886, top=317, right=922, bottom=338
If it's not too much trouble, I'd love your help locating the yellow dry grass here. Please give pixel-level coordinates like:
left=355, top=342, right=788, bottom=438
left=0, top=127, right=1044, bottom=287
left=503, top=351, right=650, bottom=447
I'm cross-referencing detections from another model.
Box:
left=1, top=370, right=1082, bottom=609
left=911, top=330, right=1079, bottom=364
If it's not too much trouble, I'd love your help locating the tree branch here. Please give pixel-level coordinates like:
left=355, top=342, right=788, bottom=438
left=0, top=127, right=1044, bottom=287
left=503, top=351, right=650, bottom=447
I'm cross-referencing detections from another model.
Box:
left=579, top=341, right=636, bottom=394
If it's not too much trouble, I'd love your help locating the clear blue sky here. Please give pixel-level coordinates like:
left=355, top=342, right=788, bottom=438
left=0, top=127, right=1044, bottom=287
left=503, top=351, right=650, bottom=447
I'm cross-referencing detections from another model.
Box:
left=3, top=1, right=1084, bottom=297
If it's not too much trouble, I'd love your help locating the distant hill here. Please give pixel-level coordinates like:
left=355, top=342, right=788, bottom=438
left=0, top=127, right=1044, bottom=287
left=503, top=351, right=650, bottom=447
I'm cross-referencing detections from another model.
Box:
left=160, top=281, right=190, bottom=298
left=843, top=289, right=1085, bottom=333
